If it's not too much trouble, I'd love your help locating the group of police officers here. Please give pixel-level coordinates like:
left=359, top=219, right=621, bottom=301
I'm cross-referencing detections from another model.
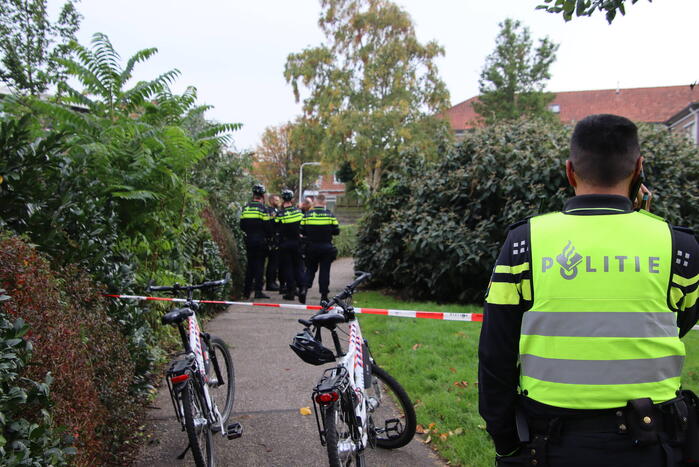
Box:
left=239, top=184, right=340, bottom=305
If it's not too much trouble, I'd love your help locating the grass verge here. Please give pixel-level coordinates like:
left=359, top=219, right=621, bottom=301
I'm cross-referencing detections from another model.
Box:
left=355, top=290, right=699, bottom=467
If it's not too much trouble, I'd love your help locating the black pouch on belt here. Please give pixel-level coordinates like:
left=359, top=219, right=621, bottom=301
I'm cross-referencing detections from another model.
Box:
left=679, top=390, right=699, bottom=462
left=625, top=398, right=660, bottom=447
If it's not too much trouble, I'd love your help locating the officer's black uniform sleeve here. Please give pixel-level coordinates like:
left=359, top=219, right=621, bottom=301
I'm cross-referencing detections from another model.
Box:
left=478, top=221, right=532, bottom=455
left=669, top=226, right=699, bottom=337
left=239, top=207, right=249, bottom=235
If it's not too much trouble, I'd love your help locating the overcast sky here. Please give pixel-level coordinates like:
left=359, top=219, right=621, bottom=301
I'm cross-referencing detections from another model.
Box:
left=54, top=0, right=699, bottom=150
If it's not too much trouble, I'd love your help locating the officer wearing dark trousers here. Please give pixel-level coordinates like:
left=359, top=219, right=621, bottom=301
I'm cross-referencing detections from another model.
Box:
left=479, top=114, right=699, bottom=467
left=276, top=190, right=307, bottom=302
left=240, top=184, right=271, bottom=300
left=265, top=195, right=281, bottom=291
left=301, top=194, right=340, bottom=304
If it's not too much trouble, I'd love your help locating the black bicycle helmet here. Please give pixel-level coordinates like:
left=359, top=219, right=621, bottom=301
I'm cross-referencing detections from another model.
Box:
left=252, top=183, right=266, bottom=196
left=290, top=329, right=335, bottom=365
left=281, top=189, right=294, bottom=202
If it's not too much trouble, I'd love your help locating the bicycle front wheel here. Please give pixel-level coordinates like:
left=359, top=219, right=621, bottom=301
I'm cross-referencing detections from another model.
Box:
left=207, top=336, right=235, bottom=425
left=324, top=400, right=365, bottom=467
left=367, top=364, right=416, bottom=449
left=182, top=383, right=214, bottom=467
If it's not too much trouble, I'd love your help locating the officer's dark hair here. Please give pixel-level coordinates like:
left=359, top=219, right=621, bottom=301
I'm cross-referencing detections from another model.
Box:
left=570, top=114, right=640, bottom=186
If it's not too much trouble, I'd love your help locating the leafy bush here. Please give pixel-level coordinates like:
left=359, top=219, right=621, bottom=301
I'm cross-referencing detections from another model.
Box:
left=0, top=34, right=247, bottom=391
left=0, top=30, right=251, bottom=465
left=356, top=119, right=699, bottom=302
left=335, top=224, right=358, bottom=258
left=0, top=300, right=74, bottom=466
left=0, top=235, right=142, bottom=465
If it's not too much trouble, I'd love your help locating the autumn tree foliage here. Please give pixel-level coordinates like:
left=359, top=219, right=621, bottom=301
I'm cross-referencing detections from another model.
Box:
left=254, top=121, right=321, bottom=195
left=285, top=0, right=451, bottom=196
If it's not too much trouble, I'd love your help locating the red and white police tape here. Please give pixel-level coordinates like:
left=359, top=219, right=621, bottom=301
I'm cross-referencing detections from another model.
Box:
left=103, top=294, right=484, bottom=323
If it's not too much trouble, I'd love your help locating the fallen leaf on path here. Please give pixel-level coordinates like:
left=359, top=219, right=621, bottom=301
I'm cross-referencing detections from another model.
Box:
left=453, top=427, right=464, bottom=435
left=416, top=424, right=426, bottom=434
left=439, top=433, right=449, bottom=441
left=299, top=407, right=312, bottom=416
left=424, top=435, right=432, bottom=444
left=449, top=367, right=457, bottom=373
left=412, top=343, right=421, bottom=350
left=453, top=380, right=469, bottom=388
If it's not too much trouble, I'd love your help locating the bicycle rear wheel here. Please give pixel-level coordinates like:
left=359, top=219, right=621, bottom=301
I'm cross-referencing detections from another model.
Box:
left=182, top=383, right=214, bottom=467
left=207, top=336, right=235, bottom=425
left=324, top=400, right=365, bottom=466
left=367, top=364, right=416, bottom=449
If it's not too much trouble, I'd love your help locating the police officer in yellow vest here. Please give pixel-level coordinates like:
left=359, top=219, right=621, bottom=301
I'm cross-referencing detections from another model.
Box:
left=276, top=189, right=307, bottom=303
left=479, top=114, right=699, bottom=467
left=301, top=194, right=340, bottom=304
left=240, top=184, right=272, bottom=300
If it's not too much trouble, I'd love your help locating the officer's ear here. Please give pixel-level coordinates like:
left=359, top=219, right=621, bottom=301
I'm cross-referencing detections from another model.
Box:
left=565, top=160, right=578, bottom=189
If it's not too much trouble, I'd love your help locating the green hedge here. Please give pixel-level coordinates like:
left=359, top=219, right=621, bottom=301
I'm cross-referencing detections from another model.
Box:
left=0, top=303, right=73, bottom=466
left=0, top=235, right=146, bottom=465
left=355, top=120, right=699, bottom=303
left=335, top=224, right=358, bottom=258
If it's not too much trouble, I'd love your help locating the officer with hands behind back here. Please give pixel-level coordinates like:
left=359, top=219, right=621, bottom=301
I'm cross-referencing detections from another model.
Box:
left=479, top=114, right=699, bottom=467
left=301, top=193, right=340, bottom=304
left=239, top=183, right=271, bottom=300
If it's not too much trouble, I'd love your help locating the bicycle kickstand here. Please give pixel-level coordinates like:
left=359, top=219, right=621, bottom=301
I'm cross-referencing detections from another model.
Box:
left=176, top=442, right=191, bottom=460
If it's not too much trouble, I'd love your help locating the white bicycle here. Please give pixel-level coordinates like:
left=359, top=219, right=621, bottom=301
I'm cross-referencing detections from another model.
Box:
left=148, top=275, right=241, bottom=467
left=290, top=272, right=417, bottom=466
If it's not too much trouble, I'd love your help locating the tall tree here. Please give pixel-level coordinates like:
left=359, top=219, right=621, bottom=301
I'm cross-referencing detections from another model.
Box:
left=538, top=0, right=652, bottom=24
left=473, top=18, right=559, bottom=124
left=285, top=0, right=451, bottom=196
left=0, top=0, right=81, bottom=95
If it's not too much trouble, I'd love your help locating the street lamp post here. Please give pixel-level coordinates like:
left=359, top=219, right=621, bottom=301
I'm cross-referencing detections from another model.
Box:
left=299, top=161, right=321, bottom=201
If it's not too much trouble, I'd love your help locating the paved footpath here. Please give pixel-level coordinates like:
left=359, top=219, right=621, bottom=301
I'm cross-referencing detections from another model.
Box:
left=135, top=257, right=444, bottom=467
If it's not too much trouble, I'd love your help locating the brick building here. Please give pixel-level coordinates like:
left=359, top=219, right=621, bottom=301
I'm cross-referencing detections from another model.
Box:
left=441, top=84, right=699, bottom=144
left=302, top=173, right=346, bottom=211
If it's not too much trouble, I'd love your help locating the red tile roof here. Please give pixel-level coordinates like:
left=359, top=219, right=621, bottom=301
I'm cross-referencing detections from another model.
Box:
left=442, top=85, right=699, bottom=131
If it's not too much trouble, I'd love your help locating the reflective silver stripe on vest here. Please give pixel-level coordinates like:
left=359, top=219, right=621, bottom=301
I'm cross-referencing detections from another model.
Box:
left=522, top=311, right=678, bottom=338
left=520, top=354, right=684, bottom=385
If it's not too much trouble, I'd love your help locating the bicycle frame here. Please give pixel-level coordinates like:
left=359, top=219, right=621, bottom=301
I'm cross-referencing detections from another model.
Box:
left=312, top=317, right=372, bottom=455
left=168, top=299, right=225, bottom=434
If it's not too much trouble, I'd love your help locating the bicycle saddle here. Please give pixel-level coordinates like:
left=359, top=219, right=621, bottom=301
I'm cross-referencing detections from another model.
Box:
left=162, top=307, right=194, bottom=325
left=312, top=312, right=347, bottom=328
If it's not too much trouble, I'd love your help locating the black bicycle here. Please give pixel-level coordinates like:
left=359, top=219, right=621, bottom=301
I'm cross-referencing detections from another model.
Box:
left=290, top=272, right=417, bottom=466
left=148, top=275, right=240, bottom=467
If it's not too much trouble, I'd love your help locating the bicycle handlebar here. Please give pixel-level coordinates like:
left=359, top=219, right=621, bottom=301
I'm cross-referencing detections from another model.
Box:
left=308, top=271, right=372, bottom=322
left=346, top=271, right=371, bottom=294
left=147, top=273, right=230, bottom=294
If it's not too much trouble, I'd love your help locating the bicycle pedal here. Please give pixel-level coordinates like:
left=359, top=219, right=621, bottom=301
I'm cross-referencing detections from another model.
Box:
left=226, top=422, right=243, bottom=440
left=385, top=418, right=403, bottom=439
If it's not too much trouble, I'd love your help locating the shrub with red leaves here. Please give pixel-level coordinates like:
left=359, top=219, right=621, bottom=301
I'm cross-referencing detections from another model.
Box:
left=0, top=235, right=142, bottom=466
